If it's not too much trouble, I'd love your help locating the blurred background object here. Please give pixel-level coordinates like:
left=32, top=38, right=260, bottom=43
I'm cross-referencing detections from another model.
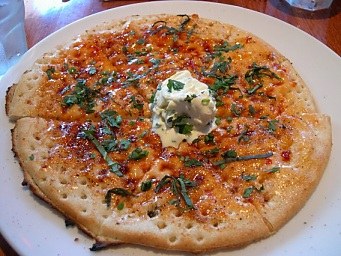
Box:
left=285, top=0, right=334, bottom=11
left=0, top=0, right=27, bottom=76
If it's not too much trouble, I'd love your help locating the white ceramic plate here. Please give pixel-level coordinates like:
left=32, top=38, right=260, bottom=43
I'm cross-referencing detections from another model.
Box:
left=1, top=1, right=340, bottom=255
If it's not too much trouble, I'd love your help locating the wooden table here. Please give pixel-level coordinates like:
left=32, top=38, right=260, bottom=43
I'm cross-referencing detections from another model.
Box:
left=24, top=0, right=341, bottom=56
left=1, top=0, right=340, bottom=255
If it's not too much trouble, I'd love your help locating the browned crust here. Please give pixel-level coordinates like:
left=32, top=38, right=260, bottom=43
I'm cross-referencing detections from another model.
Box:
left=11, top=118, right=123, bottom=245
left=254, top=114, right=332, bottom=231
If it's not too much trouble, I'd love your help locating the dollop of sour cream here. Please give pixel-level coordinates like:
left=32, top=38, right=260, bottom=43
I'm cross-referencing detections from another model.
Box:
left=151, top=70, right=217, bottom=148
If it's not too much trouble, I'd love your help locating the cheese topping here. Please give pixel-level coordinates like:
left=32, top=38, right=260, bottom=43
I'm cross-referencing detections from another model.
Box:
left=151, top=70, right=217, bottom=147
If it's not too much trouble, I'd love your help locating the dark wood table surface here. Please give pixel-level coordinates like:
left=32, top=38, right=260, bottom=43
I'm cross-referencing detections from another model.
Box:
left=1, top=0, right=340, bottom=255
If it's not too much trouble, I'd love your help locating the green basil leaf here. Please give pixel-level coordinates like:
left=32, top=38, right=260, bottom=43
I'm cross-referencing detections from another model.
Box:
left=141, top=180, right=153, bottom=191
left=128, top=147, right=149, bottom=160
left=100, top=110, right=122, bottom=128
left=105, top=188, right=131, bottom=207
left=266, top=166, right=280, bottom=173
left=242, top=186, right=254, bottom=198
left=167, top=79, right=185, bottom=92
left=183, top=157, right=203, bottom=167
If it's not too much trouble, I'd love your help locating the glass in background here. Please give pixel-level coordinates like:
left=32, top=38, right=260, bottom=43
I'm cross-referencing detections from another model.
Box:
left=285, top=0, right=334, bottom=11
left=0, top=0, right=27, bottom=76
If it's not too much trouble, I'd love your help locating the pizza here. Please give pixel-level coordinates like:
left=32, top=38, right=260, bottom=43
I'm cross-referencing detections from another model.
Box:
left=6, top=14, right=332, bottom=252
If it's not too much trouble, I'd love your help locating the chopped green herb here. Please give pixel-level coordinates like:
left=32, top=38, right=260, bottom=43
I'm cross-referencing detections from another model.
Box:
left=231, top=103, right=242, bottom=117
left=155, top=174, right=196, bottom=210
left=67, top=66, right=77, bottom=74
left=62, top=79, right=97, bottom=113
left=178, top=14, right=191, bottom=31
left=46, top=67, right=55, bottom=80
left=210, top=75, right=238, bottom=94
left=265, top=166, right=280, bottom=173
left=81, top=128, right=123, bottom=177
left=130, top=95, right=144, bottom=110
left=167, top=79, right=185, bottom=92
left=139, top=130, right=148, bottom=138
left=141, top=180, right=153, bottom=191
left=213, top=151, right=273, bottom=167
left=247, top=83, right=263, bottom=95
left=204, top=59, right=231, bottom=77
left=109, top=188, right=132, bottom=197
left=100, top=110, right=122, bottom=128
left=268, top=120, right=279, bottom=133
left=202, top=147, right=220, bottom=156
left=226, top=125, right=233, bottom=132
left=242, top=186, right=254, bottom=198
left=215, top=117, right=222, bottom=125
left=105, top=188, right=132, bottom=207
left=248, top=105, right=256, bottom=116
left=117, top=201, right=125, bottom=210
left=136, top=38, right=145, bottom=45
left=237, top=152, right=273, bottom=161
left=213, top=41, right=243, bottom=55
left=99, top=71, right=116, bottom=85
left=238, top=126, right=250, bottom=143
left=150, top=58, right=161, bottom=68
left=29, top=154, right=34, bottom=161
left=222, top=149, right=238, bottom=158
left=169, top=114, right=193, bottom=135
left=149, top=92, right=156, bottom=104
left=204, top=132, right=215, bottom=144
left=123, top=72, right=144, bottom=87
left=169, top=198, right=180, bottom=206
left=184, top=94, right=197, bottom=103
left=201, top=98, right=210, bottom=106
left=128, top=147, right=149, bottom=160
left=182, top=156, right=203, bottom=167
left=245, top=63, right=281, bottom=85
left=215, top=95, right=224, bottom=107
left=102, top=139, right=118, bottom=152
left=118, top=139, right=131, bottom=150
left=102, top=137, right=130, bottom=152
left=242, top=173, right=257, bottom=181
left=155, top=175, right=171, bottom=193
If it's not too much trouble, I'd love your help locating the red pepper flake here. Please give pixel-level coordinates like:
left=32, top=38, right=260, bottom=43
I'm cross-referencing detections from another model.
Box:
left=281, top=150, right=291, bottom=161
left=245, top=36, right=253, bottom=44
left=265, top=158, right=273, bottom=165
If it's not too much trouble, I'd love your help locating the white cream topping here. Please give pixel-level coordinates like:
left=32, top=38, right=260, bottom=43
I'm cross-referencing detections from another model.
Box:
left=151, top=70, right=217, bottom=148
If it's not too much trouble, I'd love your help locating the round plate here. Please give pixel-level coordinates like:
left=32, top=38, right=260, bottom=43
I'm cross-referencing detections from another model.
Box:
left=0, top=1, right=340, bottom=255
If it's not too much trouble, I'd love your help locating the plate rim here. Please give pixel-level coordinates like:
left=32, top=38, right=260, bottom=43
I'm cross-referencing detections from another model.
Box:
left=1, top=1, right=340, bottom=256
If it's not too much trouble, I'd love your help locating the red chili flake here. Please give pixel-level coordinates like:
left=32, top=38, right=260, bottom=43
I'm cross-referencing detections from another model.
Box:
left=281, top=150, right=291, bottom=161
left=193, top=174, right=204, bottom=184
left=265, top=158, right=273, bottom=165
left=245, top=36, right=253, bottom=44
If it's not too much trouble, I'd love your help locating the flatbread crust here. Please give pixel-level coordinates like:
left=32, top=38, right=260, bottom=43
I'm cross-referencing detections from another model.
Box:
left=6, top=14, right=332, bottom=252
left=12, top=113, right=331, bottom=252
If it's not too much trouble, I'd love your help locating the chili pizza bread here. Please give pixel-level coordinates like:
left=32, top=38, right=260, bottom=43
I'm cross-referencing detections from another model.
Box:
left=6, top=14, right=331, bottom=252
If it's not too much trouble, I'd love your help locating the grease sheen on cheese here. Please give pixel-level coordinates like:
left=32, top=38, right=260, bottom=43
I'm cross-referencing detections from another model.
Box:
left=151, top=70, right=217, bottom=147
